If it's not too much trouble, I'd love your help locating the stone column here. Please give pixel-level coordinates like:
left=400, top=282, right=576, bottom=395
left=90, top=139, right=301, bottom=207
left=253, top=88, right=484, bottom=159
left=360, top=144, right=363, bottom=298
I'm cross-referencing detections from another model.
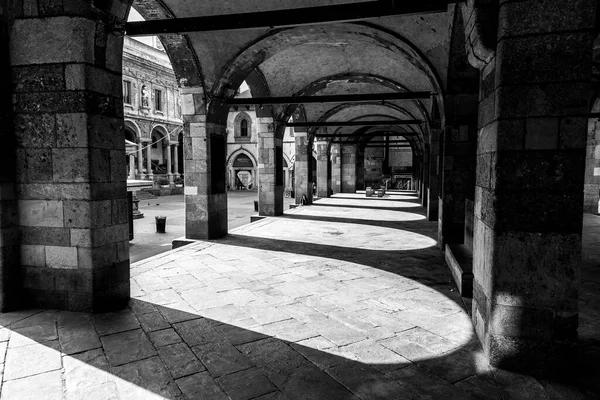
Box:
left=341, top=145, right=357, bottom=193
left=438, top=125, right=475, bottom=247
left=137, top=141, right=144, bottom=179
left=427, top=129, right=441, bottom=221
left=471, top=2, right=593, bottom=373
left=181, top=87, right=227, bottom=239
left=356, top=147, right=365, bottom=191
left=146, top=144, right=153, bottom=180
left=258, top=118, right=283, bottom=216
left=421, top=145, right=430, bottom=207
left=128, top=154, right=135, bottom=179
left=294, top=133, right=312, bottom=204
left=315, top=140, right=329, bottom=198
left=330, top=143, right=341, bottom=193
left=166, top=143, right=173, bottom=183
left=10, top=6, right=130, bottom=311
left=173, top=144, right=179, bottom=177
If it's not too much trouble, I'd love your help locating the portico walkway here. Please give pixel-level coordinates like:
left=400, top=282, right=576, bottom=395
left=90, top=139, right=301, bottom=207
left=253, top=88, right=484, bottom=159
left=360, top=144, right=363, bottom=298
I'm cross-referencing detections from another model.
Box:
left=0, top=192, right=597, bottom=399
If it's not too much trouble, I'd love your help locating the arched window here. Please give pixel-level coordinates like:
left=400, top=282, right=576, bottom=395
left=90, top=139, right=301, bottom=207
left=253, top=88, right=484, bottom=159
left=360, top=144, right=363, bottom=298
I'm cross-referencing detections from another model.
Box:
left=241, top=119, right=248, bottom=137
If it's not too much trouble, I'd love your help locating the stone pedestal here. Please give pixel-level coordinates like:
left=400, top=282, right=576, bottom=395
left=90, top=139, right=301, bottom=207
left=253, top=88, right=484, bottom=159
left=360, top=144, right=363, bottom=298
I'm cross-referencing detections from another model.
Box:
left=258, top=119, right=284, bottom=216
left=471, top=2, right=593, bottom=373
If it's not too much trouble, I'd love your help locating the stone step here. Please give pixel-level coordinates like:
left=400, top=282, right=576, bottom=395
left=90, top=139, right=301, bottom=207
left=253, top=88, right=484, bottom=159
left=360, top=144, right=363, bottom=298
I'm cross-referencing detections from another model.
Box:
left=444, top=243, right=473, bottom=298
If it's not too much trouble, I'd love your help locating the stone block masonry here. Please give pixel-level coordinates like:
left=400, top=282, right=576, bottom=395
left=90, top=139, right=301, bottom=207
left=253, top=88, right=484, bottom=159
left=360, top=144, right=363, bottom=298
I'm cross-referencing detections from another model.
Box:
left=7, top=2, right=132, bottom=312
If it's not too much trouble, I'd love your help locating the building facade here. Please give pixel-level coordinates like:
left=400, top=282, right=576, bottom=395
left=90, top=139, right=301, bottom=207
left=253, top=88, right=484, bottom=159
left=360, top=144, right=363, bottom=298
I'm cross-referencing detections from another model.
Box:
left=122, top=36, right=182, bottom=184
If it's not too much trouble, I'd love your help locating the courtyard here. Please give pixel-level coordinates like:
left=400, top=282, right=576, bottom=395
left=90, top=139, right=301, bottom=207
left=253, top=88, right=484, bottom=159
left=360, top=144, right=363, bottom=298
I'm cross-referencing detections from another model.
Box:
left=0, top=192, right=597, bottom=399
left=129, top=191, right=295, bottom=263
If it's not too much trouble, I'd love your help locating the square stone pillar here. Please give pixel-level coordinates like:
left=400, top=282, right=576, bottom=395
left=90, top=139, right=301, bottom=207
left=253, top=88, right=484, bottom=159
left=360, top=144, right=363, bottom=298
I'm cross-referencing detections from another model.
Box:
left=356, top=148, right=365, bottom=191
left=258, top=119, right=284, bottom=216
left=10, top=9, right=130, bottom=311
left=438, top=125, right=476, bottom=247
left=294, top=133, right=312, bottom=204
left=330, top=143, right=341, bottom=193
left=315, top=140, right=329, bottom=198
left=341, top=145, right=357, bottom=193
left=471, top=2, right=593, bottom=373
left=427, top=129, right=441, bottom=221
left=181, top=87, right=227, bottom=239
left=421, top=146, right=430, bottom=206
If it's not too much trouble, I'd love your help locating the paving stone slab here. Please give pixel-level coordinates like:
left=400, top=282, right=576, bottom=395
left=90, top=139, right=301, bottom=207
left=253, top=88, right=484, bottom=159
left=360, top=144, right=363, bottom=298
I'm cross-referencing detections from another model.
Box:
left=1, top=370, right=63, bottom=400
left=174, top=318, right=225, bottom=347
left=10, top=322, right=58, bottom=348
left=63, top=348, right=114, bottom=393
left=176, top=372, right=229, bottom=400
left=101, top=328, right=157, bottom=367
left=136, top=310, right=172, bottom=333
left=157, top=342, right=206, bottom=379
left=58, top=312, right=101, bottom=355
left=112, top=356, right=181, bottom=400
left=326, top=362, right=416, bottom=400
left=4, top=340, right=62, bottom=381
left=192, top=339, right=254, bottom=377
left=94, top=310, right=140, bottom=337
left=148, top=328, right=183, bottom=348
left=216, top=367, right=278, bottom=400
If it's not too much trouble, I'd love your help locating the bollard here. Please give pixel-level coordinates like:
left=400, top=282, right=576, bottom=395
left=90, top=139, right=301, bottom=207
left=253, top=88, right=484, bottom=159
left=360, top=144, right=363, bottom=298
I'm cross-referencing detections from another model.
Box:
left=155, top=216, right=167, bottom=233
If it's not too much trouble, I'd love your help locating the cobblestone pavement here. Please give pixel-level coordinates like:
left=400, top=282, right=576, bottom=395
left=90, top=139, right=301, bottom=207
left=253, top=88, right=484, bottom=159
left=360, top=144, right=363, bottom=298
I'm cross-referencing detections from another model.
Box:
left=0, top=192, right=597, bottom=399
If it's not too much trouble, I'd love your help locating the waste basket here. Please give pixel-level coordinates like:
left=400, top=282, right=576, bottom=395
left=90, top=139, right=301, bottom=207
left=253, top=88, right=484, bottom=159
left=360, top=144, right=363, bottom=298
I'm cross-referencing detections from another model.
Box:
left=155, top=216, right=166, bottom=233
left=254, top=200, right=259, bottom=212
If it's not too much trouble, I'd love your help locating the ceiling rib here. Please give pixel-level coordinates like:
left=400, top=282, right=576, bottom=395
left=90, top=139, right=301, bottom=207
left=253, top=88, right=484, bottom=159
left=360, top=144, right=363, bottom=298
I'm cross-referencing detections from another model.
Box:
left=315, top=132, right=419, bottom=138
left=228, top=92, right=432, bottom=105
left=288, top=120, right=422, bottom=127
left=124, top=1, right=457, bottom=36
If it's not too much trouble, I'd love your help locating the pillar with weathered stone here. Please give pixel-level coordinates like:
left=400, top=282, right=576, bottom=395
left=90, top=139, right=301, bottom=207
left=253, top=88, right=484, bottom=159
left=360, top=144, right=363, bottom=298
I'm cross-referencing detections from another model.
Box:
left=315, top=140, right=329, bottom=198
left=181, top=87, right=227, bottom=239
left=427, top=129, right=441, bottom=221
left=341, top=145, right=357, bottom=193
left=438, top=124, right=475, bottom=247
left=330, top=143, right=341, bottom=193
left=470, top=1, right=593, bottom=373
left=128, top=154, right=135, bottom=179
left=9, top=2, right=130, bottom=311
left=421, top=145, right=430, bottom=206
left=258, top=118, right=284, bottom=215
left=294, top=133, right=312, bottom=204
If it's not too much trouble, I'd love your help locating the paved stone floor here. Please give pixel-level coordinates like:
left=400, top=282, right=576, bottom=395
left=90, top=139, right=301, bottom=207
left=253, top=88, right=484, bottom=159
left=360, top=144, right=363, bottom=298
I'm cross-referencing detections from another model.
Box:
left=0, top=192, right=598, bottom=399
left=130, top=192, right=294, bottom=262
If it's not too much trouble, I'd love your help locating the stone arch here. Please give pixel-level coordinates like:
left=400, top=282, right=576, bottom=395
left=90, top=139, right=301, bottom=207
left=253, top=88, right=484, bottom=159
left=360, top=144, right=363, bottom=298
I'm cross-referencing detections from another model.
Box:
left=227, top=148, right=258, bottom=167
left=459, top=1, right=498, bottom=70
left=124, top=119, right=141, bottom=142
left=151, top=124, right=170, bottom=146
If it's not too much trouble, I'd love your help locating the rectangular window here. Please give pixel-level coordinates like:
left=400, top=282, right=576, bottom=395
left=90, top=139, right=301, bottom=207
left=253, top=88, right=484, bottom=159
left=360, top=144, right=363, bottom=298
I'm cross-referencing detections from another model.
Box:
left=123, top=80, right=131, bottom=105
left=155, top=89, right=163, bottom=111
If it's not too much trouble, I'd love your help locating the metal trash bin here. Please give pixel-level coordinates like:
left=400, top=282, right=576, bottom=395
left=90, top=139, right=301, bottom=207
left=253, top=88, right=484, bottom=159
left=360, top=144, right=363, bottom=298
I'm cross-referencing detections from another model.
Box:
left=155, top=216, right=166, bottom=233
left=254, top=200, right=259, bottom=212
